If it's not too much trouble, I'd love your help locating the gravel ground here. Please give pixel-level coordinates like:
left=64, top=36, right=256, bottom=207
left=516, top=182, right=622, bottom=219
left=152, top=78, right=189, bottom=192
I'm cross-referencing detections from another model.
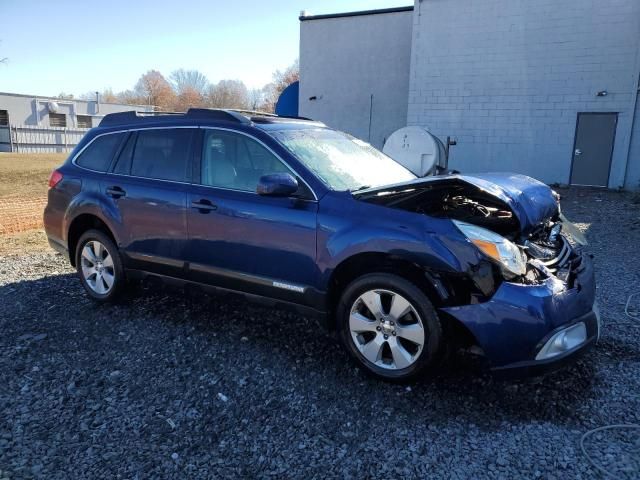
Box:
left=1, top=189, right=639, bottom=479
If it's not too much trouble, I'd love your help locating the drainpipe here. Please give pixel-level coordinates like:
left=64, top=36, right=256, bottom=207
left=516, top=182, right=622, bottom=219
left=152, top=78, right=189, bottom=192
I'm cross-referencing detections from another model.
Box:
left=95, top=91, right=100, bottom=114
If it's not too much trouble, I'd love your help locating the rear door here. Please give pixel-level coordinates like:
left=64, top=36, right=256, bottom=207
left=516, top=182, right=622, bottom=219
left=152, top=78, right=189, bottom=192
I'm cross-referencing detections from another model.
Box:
left=107, top=127, right=195, bottom=278
left=186, top=128, right=319, bottom=305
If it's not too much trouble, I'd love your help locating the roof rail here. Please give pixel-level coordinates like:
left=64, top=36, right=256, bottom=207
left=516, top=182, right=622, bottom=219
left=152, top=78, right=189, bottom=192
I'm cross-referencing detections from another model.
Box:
left=99, top=108, right=317, bottom=127
left=100, top=108, right=251, bottom=127
left=228, top=109, right=278, bottom=118
left=185, top=108, right=251, bottom=124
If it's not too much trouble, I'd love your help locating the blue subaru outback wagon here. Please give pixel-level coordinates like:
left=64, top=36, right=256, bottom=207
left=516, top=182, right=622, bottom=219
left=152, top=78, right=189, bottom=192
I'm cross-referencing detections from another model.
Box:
left=44, top=109, right=599, bottom=381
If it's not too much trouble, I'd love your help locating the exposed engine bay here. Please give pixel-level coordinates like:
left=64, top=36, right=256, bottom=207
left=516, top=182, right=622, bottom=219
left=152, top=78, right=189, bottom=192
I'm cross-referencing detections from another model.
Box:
left=356, top=176, right=584, bottom=286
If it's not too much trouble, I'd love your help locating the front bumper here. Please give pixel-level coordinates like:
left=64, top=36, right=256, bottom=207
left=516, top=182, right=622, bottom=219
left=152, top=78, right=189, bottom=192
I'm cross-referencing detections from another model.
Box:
left=441, top=247, right=597, bottom=375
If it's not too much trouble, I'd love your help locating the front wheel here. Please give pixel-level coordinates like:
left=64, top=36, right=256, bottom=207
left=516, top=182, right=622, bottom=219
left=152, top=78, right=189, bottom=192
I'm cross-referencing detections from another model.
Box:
left=337, top=273, right=443, bottom=382
left=75, top=229, right=124, bottom=302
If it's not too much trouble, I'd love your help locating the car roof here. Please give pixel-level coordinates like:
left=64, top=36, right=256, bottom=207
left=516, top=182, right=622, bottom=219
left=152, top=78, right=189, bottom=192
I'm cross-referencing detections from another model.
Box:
left=97, top=108, right=326, bottom=132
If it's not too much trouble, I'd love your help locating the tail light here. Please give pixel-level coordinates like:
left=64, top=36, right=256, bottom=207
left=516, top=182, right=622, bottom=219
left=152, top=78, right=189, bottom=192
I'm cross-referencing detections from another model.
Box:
left=48, top=170, right=63, bottom=189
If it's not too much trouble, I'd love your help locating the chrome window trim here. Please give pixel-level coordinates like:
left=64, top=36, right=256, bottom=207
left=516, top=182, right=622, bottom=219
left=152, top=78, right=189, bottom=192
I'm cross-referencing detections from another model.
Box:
left=71, top=126, right=318, bottom=200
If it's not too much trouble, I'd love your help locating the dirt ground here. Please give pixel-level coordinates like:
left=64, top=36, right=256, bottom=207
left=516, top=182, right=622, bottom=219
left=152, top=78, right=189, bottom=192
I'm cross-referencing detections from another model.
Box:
left=0, top=153, right=65, bottom=236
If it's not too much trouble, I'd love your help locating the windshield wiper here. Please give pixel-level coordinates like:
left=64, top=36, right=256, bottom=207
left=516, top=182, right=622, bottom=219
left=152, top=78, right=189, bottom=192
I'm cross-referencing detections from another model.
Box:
left=351, top=185, right=371, bottom=193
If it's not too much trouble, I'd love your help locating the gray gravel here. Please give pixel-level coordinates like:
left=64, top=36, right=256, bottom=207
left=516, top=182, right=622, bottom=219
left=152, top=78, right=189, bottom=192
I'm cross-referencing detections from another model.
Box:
left=1, top=189, right=639, bottom=479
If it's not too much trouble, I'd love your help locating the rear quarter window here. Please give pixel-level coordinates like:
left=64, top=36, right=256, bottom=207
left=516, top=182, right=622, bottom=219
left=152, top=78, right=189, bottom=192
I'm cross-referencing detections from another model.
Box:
left=76, top=133, right=125, bottom=172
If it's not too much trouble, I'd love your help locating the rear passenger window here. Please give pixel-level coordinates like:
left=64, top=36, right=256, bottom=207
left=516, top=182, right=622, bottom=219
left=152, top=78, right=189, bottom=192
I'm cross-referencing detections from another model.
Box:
left=130, top=129, right=193, bottom=182
left=76, top=133, right=124, bottom=172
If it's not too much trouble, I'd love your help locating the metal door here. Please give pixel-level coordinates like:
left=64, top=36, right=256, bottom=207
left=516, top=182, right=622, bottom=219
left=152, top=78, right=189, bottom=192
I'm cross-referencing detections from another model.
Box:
left=570, top=113, right=617, bottom=187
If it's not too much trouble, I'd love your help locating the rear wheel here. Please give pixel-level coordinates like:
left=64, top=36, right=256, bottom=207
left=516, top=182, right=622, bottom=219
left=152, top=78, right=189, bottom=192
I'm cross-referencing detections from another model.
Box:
left=75, top=229, right=124, bottom=302
left=337, top=273, right=443, bottom=382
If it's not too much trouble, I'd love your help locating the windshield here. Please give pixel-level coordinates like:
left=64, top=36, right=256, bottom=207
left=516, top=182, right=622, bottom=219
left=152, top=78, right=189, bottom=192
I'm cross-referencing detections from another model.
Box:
left=270, top=128, right=416, bottom=191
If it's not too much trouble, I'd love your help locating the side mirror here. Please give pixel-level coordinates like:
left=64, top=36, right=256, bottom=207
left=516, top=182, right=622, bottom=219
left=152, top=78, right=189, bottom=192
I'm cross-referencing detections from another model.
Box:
left=256, top=173, right=299, bottom=197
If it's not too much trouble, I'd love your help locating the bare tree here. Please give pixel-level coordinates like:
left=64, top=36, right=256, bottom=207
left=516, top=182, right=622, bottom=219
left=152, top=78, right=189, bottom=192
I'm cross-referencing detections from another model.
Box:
left=261, top=59, right=299, bottom=112
left=206, top=80, right=249, bottom=109
left=170, top=69, right=209, bottom=96
left=100, top=88, right=119, bottom=103
left=134, top=70, right=175, bottom=110
left=79, top=89, right=118, bottom=103
left=247, top=88, right=265, bottom=111
left=117, top=89, right=146, bottom=106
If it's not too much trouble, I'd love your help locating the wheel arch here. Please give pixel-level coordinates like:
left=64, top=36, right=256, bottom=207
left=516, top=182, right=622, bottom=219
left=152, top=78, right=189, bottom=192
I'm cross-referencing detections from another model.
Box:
left=326, top=252, right=446, bottom=322
left=67, top=213, right=118, bottom=267
left=325, top=252, right=482, bottom=351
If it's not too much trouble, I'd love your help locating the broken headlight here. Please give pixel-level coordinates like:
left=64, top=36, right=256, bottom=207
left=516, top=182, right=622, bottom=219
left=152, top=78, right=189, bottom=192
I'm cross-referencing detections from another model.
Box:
left=453, top=220, right=527, bottom=278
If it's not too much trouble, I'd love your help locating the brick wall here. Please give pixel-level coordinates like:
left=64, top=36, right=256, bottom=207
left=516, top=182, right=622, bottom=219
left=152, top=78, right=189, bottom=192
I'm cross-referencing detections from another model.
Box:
left=408, top=0, right=640, bottom=187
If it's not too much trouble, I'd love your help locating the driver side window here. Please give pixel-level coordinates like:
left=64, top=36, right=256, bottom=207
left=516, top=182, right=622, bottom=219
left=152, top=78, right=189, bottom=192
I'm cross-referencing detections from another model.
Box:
left=200, top=130, right=291, bottom=192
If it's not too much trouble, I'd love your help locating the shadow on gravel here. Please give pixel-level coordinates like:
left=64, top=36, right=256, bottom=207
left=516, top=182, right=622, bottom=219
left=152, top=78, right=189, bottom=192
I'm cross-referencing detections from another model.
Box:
left=0, top=271, right=606, bottom=436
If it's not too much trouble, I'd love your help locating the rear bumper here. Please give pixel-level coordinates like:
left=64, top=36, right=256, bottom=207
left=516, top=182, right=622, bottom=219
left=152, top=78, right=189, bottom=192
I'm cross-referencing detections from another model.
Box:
left=441, top=248, right=597, bottom=374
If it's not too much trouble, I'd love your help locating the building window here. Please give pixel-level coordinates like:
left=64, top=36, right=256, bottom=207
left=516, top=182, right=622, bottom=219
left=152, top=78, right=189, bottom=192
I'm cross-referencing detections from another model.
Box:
left=49, top=113, right=67, bottom=128
left=76, top=115, right=92, bottom=129
left=0, top=110, right=8, bottom=126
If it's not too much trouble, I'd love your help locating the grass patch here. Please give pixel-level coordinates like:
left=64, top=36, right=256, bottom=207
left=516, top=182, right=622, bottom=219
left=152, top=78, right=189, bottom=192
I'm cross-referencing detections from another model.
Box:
left=0, top=153, right=66, bottom=244
left=0, top=153, right=65, bottom=198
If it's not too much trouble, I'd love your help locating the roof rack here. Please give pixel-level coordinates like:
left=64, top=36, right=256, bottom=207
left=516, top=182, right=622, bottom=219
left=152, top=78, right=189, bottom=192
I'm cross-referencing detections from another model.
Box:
left=228, top=109, right=278, bottom=117
left=99, top=108, right=321, bottom=127
left=100, top=108, right=251, bottom=127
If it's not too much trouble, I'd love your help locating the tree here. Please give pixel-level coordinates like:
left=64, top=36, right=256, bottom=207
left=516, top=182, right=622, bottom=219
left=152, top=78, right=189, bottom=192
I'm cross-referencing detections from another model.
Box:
left=170, top=69, right=209, bottom=95
left=261, top=59, right=299, bottom=112
left=100, top=88, right=119, bottom=103
left=57, top=92, right=74, bottom=100
left=79, top=89, right=119, bottom=103
left=116, top=89, right=146, bottom=106
left=134, top=70, right=175, bottom=110
left=247, top=88, right=265, bottom=111
left=206, top=80, right=249, bottom=109
left=173, top=86, right=206, bottom=112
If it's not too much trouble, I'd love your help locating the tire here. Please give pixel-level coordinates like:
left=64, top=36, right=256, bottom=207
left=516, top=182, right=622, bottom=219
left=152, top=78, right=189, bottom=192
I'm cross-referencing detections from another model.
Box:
left=337, top=273, right=443, bottom=382
left=75, top=229, right=124, bottom=302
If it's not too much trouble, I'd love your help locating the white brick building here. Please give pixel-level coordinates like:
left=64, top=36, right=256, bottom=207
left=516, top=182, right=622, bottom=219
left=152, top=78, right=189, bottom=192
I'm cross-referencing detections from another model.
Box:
left=299, top=1, right=640, bottom=189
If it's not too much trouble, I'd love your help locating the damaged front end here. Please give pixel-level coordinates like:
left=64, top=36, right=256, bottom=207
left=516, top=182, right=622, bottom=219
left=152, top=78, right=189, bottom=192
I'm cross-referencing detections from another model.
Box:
left=355, top=173, right=599, bottom=373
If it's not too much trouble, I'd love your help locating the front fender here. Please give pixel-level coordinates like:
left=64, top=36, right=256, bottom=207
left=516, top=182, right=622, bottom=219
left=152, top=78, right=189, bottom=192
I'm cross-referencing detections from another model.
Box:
left=315, top=193, right=485, bottom=291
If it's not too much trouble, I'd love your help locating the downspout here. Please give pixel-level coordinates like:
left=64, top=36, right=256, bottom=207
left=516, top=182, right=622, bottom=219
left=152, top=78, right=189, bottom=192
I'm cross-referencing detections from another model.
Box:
left=95, top=91, right=100, bottom=115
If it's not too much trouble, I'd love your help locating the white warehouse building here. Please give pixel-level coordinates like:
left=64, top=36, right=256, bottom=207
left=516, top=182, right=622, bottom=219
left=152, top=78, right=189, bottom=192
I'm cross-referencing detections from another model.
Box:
left=0, top=92, right=152, bottom=153
left=299, top=1, right=640, bottom=189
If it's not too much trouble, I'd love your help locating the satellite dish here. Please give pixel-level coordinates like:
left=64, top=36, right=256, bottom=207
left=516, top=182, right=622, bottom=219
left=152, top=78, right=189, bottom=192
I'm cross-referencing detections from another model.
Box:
left=383, top=126, right=444, bottom=177
left=48, top=101, right=60, bottom=113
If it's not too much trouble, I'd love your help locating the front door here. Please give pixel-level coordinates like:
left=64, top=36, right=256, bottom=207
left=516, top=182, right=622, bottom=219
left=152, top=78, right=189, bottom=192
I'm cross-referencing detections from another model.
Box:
left=570, top=113, right=617, bottom=187
left=186, top=128, right=318, bottom=305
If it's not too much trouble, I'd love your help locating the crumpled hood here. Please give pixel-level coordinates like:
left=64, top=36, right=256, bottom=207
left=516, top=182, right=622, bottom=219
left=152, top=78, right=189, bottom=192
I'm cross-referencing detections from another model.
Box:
left=358, top=172, right=559, bottom=234
left=452, top=173, right=559, bottom=232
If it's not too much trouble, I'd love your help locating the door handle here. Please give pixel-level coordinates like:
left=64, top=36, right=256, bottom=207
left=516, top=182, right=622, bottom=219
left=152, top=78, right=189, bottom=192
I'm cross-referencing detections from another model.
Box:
left=574, top=149, right=582, bottom=156
left=106, top=186, right=126, bottom=198
left=191, top=199, right=217, bottom=213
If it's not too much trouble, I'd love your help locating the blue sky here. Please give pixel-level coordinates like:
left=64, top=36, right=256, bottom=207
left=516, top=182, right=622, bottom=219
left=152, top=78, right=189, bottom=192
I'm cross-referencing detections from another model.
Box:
left=0, top=0, right=412, bottom=97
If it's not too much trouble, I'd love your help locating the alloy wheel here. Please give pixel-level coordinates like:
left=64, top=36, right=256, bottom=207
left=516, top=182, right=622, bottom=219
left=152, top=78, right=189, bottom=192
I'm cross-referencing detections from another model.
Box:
left=349, top=289, right=425, bottom=370
left=80, top=240, right=115, bottom=295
